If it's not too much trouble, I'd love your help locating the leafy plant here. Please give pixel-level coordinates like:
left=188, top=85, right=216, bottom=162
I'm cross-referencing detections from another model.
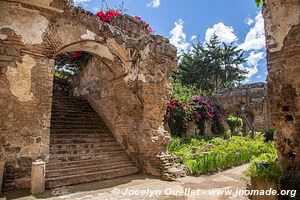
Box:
left=172, top=79, right=202, bottom=103
left=54, top=51, right=91, bottom=79
left=263, top=129, right=274, bottom=142
left=244, top=153, right=283, bottom=183
left=227, top=116, right=243, bottom=133
left=168, top=135, right=276, bottom=175
left=255, top=0, right=263, bottom=7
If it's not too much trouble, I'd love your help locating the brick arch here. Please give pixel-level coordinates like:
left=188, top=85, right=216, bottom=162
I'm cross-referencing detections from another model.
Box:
left=41, top=3, right=178, bottom=176
left=53, top=40, right=129, bottom=78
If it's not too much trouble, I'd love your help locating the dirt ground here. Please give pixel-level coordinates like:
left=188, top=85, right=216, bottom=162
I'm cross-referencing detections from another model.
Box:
left=1, top=165, right=249, bottom=200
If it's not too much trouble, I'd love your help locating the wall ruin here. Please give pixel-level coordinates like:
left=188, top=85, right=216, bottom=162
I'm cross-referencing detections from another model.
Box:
left=263, top=0, right=300, bottom=181
left=216, top=82, right=272, bottom=131
left=0, top=0, right=177, bottom=190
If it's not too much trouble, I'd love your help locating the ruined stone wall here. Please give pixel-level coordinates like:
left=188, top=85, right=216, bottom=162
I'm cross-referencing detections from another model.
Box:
left=72, top=43, right=176, bottom=175
left=216, top=82, right=272, bottom=131
left=0, top=0, right=177, bottom=190
left=263, top=0, right=300, bottom=179
left=0, top=1, right=54, bottom=189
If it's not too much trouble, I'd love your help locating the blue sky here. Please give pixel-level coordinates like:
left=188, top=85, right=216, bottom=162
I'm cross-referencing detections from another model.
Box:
left=74, top=0, right=267, bottom=83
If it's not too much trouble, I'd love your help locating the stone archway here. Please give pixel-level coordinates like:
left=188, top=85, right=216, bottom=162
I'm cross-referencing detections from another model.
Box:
left=215, top=83, right=272, bottom=131
left=0, top=0, right=177, bottom=190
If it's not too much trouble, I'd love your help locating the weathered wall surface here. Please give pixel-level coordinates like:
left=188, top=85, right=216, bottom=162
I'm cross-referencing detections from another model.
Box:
left=216, top=83, right=272, bottom=131
left=0, top=0, right=177, bottom=190
left=263, top=0, right=300, bottom=179
left=0, top=1, right=54, bottom=190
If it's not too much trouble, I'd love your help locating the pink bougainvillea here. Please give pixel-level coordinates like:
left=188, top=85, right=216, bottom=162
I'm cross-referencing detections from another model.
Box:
left=134, top=16, right=153, bottom=34
left=164, top=96, right=225, bottom=136
left=164, top=99, right=188, bottom=136
left=97, top=10, right=120, bottom=23
left=69, top=51, right=81, bottom=61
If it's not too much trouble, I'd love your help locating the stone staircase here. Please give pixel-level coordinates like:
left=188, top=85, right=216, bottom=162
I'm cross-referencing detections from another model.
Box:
left=46, top=94, right=139, bottom=188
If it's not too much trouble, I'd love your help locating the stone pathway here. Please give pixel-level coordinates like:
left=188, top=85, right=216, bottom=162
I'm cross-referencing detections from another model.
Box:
left=1, top=165, right=249, bottom=200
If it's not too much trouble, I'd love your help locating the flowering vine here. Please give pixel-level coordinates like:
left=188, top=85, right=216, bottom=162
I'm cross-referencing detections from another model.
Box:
left=164, top=96, right=225, bottom=136
left=69, top=51, right=81, bottom=61
left=134, top=16, right=153, bottom=34
left=164, top=99, right=189, bottom=137
left=97, top=10, right=120, bottom=23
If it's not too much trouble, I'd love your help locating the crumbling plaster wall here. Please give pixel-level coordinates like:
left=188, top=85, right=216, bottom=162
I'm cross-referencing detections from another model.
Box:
left=263, top=0, right=300, bottom=178
left=0, top=0, right=177, bottom=190
left=0, top=1, right=54, bottom=190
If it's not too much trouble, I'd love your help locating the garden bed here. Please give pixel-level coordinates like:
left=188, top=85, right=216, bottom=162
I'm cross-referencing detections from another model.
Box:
left=168, top=134, right=276, bottom=175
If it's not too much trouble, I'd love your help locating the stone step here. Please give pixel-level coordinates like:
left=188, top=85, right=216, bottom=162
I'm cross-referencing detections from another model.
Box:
left=51, top=118, right=103, bottom=123
left=46, top=166, right=139, bottom=189
left=50, top=125, right=105, bottom=130
left=50, top=146, right=123, bottom=155
left=48, top=92, right=138, bottom=188
left=49, top=141, right=120, bottom=150
left=51, top=110, right=97, bottom=117
left=51, top=107, right=92, bottom=111
left=51, top=113, right=100, bottom=118
left=51, top=115, right=103, bottom=120
left=52, top=103, right=92, bottom=107
left=50, top=120, right=104, bottom=125
left=51, top=118, right=103, bottom=122
left=52, top=96, right=86, bottom=99
left=49, top=151, right=129, bottom=162
left=46, top=161, right=134, bottom=178
left=47, top=156, right=131, bottom=170
left=50, top=128, right=109, bottom=132
left=50, top=123, right=105, bottom=128
left=50, top=137, right=116, bottom=144
left=52, top=102, right=91, bottom=106
left=50, top=133, right=113, bottom=139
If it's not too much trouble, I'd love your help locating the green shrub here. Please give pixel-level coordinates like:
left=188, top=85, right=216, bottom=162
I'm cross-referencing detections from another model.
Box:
left=171, top=79, right=202, bottom=103
left=226, top=130, right=243, bottom=137
left=244, top=153, right=283, bottom=183
left=227, top=116, right=243, bottom=133
left=263, top=129, right=274, bottom=142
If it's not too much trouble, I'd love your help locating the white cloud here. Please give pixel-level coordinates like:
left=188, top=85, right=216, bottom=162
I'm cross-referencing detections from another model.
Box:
left=74, top=0, right=91, bottom=6
left=239, top=12, right=265, bottom=51
left=147, top=0, right=160, bottom=8
left=205, top=23, right=237, bottom=43
left=170, top=19, right=190, bottom=55
left=190, top=35, right=197, bottom=41
left=245, top=17, right=254, bottom=26
left=245, top=51, right=264, bottom=77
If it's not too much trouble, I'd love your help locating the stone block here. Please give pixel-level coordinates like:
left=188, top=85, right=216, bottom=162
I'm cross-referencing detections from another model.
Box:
left=30, top=160, right=45, bottom=194
left=0, top=161, right=4, bottom=193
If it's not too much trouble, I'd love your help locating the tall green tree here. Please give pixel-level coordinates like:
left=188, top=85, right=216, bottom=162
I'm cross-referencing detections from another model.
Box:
left=174, top=34, right=247, bottom=96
